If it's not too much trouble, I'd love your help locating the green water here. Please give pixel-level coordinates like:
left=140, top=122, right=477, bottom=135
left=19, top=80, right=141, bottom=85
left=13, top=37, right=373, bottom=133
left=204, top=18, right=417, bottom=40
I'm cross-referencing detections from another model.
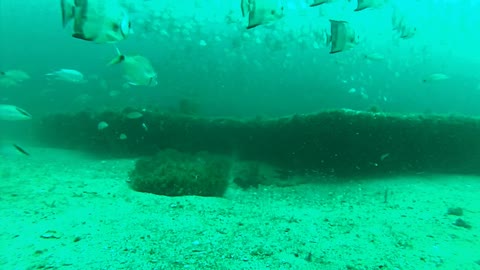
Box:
left=1, top=0, right=480, bottom=118
left=1, top=1, right=479, bottom=269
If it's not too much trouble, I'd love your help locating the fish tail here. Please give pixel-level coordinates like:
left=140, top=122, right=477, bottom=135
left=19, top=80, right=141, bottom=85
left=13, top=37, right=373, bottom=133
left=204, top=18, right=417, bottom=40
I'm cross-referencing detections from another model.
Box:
left=60, top=0, right=75, bottom=28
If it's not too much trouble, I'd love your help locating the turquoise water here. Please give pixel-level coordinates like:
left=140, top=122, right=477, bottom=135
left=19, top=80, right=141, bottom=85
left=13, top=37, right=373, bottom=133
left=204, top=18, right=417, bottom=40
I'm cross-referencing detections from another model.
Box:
left=1, top=1, right=480, bottom=269
left=1, top=0, right=480, bottom=118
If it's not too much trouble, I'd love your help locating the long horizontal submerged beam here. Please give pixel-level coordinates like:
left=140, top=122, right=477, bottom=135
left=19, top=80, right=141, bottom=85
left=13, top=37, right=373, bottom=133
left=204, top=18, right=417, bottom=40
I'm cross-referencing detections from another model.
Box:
left=33, top=109, right=480, bottom=177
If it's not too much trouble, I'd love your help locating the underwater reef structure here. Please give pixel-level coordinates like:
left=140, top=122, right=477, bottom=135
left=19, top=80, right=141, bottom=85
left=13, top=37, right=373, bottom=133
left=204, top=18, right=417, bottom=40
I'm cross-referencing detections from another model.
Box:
left=128, top=149, right=231, bottom=197
left=34, top=109, right=480, bottom=177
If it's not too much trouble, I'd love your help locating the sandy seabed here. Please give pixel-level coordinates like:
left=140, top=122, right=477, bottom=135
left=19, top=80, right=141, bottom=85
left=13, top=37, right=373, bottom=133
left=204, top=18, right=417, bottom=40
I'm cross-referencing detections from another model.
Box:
left=0, top=147, right=479, bottom=270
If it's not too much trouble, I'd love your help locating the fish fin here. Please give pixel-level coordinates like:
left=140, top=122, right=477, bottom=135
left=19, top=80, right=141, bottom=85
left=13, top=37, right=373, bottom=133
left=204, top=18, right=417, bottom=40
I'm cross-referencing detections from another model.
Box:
left=106, top=46, right=125, bottom=66
left=246, top=23, right=261, bottom=29
left=241, top=0, right=248, bottom=17
left=354, top=7, right=368, bottom=11
left=310, top=0, right=328, bottom=7
left=15, top=107, right=32, bottom=118
left=114, top=46, right=122, bottom=56
left=72, top=33, right=94, bottom=41
left=60, top=0, right=75, bottom=27
left=12, top=144, right=30, bottom=156
left=107, top=54, right=125, bottom=66
left=354, top=0, right=365, bottom=11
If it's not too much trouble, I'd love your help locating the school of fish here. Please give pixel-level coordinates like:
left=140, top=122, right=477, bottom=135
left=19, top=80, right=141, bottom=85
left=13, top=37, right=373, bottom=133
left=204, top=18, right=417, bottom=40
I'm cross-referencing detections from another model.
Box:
left=0, top=0, right=453, bottom=156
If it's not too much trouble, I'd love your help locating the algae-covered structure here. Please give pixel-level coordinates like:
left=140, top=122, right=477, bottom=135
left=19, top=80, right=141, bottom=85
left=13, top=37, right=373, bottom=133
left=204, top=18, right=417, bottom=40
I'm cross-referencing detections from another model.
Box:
left=128, top=149, right=231, bottom=197
left=34, top=109, right=480, bottom=177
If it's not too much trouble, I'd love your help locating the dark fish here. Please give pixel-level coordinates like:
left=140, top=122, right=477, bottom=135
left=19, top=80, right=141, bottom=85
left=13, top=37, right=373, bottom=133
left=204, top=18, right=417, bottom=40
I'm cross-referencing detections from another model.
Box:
left=13, top=144, right=30, bottom=156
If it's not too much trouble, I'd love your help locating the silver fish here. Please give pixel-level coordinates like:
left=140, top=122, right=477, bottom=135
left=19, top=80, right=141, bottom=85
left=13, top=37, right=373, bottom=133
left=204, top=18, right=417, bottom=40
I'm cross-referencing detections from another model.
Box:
left=329, top=20, right=358, bottom=54
left=61, top=0, right=131, bottom=43
left=126, top=111, right=143, bottom=119
left=46, top=69, right=87, bottom=83
left=422, top=73, right=449, bottom=83
left=363, top=53, right=385, bottom=61
left=0, top=104, right=32, bottom=121
left=241, top=0, right=284, bottom=29
left=0, top=70, right=30, bottom=81
left=0, top=70, right=30, bottom=88
left=392, top=9, right=416, bottom=39
left=108, top=48, right=157, bottom=87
